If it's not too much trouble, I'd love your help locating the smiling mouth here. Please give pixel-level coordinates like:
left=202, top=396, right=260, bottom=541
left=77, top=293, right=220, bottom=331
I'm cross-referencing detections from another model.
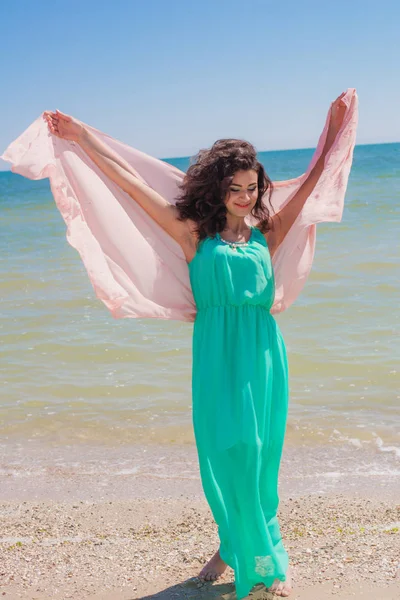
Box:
left=235, top=203, right=250, bottom=208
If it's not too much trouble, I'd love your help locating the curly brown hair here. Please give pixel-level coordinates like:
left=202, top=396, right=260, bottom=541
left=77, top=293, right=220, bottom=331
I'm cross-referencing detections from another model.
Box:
left=175, top=138, right=274, bottom=241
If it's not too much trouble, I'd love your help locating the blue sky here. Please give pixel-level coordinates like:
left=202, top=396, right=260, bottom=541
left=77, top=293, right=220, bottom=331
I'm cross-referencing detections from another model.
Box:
left=1, top=0, right=399, bottom=170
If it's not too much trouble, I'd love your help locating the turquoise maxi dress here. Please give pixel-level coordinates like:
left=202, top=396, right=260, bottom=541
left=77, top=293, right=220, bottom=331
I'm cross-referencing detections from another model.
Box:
left=188, top=225, right=290, bottom=599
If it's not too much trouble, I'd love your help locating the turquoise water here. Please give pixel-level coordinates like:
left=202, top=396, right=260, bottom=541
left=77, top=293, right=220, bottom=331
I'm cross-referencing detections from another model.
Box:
left=0, top=143, right=399, bottom=464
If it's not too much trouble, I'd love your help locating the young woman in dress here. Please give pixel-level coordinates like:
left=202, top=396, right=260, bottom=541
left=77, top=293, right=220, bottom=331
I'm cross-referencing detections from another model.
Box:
left=43, top=93, right=346, bottom=598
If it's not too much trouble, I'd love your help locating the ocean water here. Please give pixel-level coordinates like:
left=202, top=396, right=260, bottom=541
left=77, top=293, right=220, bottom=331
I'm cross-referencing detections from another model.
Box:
left=0, top=142, right=399, bottom=485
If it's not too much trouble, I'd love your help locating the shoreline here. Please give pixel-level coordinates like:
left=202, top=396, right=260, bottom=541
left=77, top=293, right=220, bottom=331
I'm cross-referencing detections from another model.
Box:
left=1, top=438, right=399, bottom=503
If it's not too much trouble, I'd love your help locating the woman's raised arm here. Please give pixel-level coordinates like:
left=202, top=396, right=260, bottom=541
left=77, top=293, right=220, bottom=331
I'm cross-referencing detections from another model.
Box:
left=43, top=110, right=191, bottom=246
left=268, top=92, right=347, bottom=253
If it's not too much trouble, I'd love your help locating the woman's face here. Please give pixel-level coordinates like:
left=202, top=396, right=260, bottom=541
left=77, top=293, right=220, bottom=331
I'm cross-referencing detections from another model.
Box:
left=224, top=169, right=258, bottom=217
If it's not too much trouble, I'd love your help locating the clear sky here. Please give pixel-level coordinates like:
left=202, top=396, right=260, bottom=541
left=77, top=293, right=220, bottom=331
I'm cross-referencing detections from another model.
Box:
left=1, top=0, right=399, bottom=170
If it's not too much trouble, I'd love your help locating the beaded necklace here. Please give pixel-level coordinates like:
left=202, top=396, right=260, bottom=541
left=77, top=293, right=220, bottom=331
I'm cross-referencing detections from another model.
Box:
left=216, top=227, right=254, bottom=250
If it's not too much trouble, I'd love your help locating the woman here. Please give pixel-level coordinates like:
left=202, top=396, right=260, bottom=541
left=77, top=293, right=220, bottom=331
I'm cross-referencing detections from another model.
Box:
left=43, top=94, right=346, bottom=599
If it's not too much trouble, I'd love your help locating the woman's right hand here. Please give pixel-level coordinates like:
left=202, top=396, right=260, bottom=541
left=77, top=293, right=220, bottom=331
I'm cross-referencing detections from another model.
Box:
left=43, top=109, right=85, bottom=143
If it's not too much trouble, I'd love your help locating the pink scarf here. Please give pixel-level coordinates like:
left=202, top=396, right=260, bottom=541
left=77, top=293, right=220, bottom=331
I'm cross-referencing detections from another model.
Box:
left=1, top=89, right=358, bottom=321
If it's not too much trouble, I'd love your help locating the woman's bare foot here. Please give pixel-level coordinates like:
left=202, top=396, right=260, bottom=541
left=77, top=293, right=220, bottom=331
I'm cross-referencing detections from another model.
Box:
left=267, top=565, right=293, bottom=597
left=198, top=548, right=228, bottom=581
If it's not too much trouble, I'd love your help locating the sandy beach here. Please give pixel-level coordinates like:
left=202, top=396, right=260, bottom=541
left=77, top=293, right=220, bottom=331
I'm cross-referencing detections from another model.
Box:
left=1, top=489, right=399, bottom=599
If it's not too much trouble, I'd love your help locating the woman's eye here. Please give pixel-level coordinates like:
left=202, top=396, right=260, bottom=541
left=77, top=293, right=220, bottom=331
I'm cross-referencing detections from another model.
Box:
left=230, top=188, right=257, bottom=193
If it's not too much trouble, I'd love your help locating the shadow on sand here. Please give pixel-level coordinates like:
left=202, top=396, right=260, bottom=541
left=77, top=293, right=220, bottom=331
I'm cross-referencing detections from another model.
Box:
left=136, top=576, right=272, bottom=599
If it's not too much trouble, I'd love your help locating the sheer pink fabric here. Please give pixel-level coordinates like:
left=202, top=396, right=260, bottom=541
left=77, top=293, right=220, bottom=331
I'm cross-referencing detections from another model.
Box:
left=1, top=89, right=358, bottom=321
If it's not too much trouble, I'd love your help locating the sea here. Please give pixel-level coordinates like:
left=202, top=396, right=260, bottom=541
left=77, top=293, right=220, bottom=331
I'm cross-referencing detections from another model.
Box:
left=0, top=142, right=399, bottom=501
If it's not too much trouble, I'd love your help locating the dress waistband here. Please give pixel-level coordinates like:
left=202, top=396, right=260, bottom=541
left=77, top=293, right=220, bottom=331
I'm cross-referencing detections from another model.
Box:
left=196, top=304, right=272, bottom=313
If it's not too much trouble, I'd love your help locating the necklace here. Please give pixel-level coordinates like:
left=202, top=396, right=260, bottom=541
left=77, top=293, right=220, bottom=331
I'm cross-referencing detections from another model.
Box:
left=217, top=227, right=253, bottom=250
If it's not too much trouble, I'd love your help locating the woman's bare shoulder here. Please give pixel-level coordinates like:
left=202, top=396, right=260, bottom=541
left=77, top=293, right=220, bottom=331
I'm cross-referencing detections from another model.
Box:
left=256, top=219, right=279, bottom=259
left=186, top=218, right=200, bottom=241
left=179, top=218, right=200, bottom=264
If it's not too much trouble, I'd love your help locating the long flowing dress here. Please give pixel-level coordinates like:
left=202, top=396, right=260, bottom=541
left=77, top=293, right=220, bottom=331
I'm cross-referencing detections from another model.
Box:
left=189, top=226, right=289, bottom=599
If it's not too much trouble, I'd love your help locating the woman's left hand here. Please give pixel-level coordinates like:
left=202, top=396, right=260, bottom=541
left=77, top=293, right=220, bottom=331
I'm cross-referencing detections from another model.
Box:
left=326, top=92, right=347, bottom=144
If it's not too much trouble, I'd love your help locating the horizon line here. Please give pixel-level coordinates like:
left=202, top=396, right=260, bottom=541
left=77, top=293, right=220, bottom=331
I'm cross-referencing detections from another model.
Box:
left=161, top=140, right=399, bottom=161
left=0, top=140, right=399, bottom=172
